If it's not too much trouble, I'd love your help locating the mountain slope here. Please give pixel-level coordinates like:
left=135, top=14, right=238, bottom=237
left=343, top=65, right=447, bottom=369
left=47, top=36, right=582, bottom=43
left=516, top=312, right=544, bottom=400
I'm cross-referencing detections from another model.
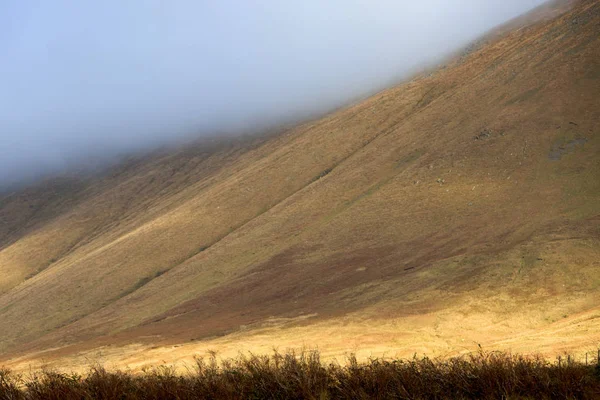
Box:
left=1, top=0, right=599, bottom=370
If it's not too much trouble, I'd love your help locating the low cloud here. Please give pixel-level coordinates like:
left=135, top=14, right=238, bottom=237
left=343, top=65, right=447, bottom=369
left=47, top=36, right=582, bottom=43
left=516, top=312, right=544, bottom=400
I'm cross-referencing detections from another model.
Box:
left=0, top=0, right=547, bottom=187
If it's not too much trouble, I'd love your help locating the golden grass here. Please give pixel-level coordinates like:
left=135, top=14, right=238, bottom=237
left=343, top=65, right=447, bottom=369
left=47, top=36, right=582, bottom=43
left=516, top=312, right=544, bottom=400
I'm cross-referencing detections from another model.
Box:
left=0, top=0, right=599, bottom=371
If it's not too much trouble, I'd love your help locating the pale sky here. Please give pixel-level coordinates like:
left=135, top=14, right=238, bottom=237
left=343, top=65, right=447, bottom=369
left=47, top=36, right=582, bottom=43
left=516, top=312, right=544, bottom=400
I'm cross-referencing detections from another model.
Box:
left=0, top=0, right=547, bottom=187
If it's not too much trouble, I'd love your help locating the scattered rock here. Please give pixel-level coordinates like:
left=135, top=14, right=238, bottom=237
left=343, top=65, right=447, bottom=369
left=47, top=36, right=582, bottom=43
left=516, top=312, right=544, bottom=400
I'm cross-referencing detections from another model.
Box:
left=474, top=128, right=493, bottom=140
left=548, top=137, right=588, bottom=160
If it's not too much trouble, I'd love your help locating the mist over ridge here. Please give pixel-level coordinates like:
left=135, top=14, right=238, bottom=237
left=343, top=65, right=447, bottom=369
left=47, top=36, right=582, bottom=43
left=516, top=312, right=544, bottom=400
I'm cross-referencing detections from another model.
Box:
left=0, top=0, right=547, bottom=187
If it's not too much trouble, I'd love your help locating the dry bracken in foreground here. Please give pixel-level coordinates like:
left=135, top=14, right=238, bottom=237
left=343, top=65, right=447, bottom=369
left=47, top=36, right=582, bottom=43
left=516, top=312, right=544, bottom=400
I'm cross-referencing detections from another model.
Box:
left=1, top=350, right=600, bottom=399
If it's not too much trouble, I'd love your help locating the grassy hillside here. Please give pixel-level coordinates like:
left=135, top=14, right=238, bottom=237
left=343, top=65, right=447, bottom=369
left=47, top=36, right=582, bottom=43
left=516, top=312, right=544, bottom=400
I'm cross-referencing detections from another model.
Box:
left=1, top=0, right=599, bottom=371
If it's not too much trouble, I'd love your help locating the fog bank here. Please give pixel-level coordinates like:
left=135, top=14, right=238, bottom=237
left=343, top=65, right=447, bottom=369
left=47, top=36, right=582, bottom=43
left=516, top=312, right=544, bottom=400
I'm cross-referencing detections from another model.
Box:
left=0, top=0, right=547, bottom=187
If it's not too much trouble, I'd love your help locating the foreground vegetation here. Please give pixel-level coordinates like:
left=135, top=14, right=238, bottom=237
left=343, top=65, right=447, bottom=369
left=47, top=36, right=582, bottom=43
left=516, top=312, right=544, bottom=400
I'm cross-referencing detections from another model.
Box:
left=1, top=350, right=599, bottom=399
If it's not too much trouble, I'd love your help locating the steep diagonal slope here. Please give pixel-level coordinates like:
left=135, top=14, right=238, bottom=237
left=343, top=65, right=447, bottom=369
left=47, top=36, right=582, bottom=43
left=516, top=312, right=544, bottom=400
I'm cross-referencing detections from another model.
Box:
left=1, top=0, right=599, bottom=367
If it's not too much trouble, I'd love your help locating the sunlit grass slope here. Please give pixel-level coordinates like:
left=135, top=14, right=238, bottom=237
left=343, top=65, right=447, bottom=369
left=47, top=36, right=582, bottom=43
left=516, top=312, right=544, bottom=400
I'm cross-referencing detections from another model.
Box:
left=1, top=0, right=599, bottom=370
